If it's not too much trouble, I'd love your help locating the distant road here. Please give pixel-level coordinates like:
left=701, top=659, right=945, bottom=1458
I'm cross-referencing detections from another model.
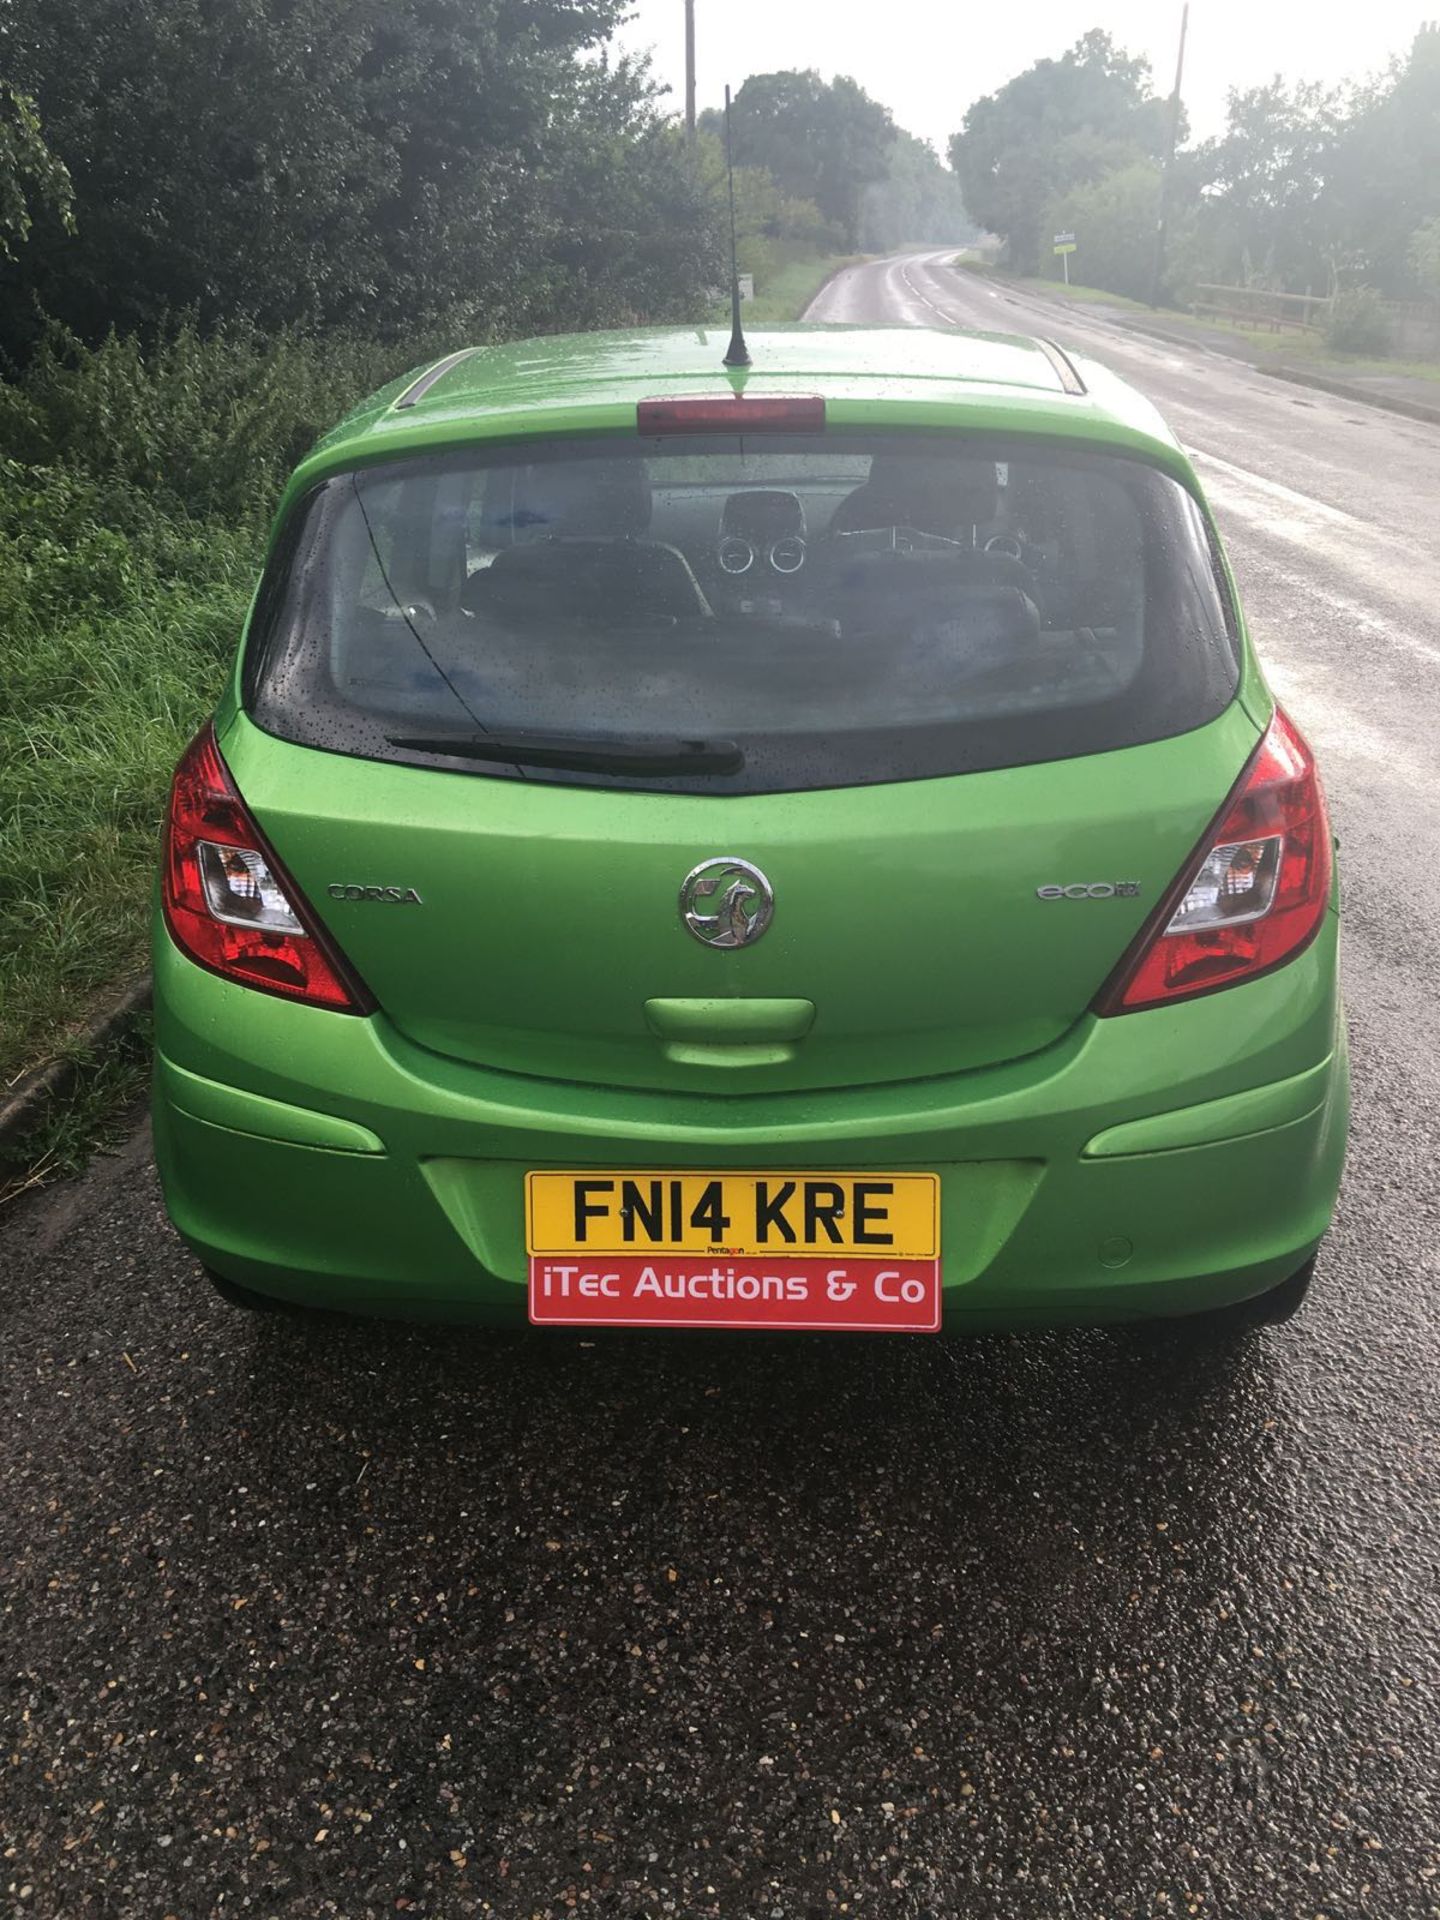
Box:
left=1, top=254, right=1436, bottom=1918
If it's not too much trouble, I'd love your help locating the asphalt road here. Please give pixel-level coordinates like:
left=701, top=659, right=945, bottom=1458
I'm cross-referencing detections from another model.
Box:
left=4, top=256, right=1439, bottom=1919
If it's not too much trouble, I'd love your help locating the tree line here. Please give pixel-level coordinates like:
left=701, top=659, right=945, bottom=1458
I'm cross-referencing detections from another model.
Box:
left=0, top=0, right=725, bottom=366
left=0, top=4, right=973, bottom=377
left=949, top=25, right=1440, bottom=319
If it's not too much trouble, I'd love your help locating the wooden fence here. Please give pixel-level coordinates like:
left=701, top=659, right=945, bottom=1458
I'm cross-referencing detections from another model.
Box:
left=1193, top=285, right=1331, bottom=333
left=1192, top=283, right=1440, bottom=357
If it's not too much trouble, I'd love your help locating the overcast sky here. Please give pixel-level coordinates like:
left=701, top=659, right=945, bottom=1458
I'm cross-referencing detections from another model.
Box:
left=614, top=1, right=1431, bottom=151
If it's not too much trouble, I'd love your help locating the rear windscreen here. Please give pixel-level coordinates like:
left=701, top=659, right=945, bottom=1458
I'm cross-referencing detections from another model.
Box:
left=244, top=433, right=1240, bottom=794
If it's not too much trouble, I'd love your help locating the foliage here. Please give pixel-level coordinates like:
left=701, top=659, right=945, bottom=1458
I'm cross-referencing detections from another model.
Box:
left=1324, top=287, right=1391, bottom=355
left=858, top=130, right=977, bottom=253
left=1185, top=80, right=1349, bottom=295
left=1177, top=29, right=1440, bottom=302
left=703, top=71, right=896, bottom=249
left=0, top=0, right=720, bottom=360
left=949, top=31, right=1172, bottom=276
left=0, top=320, right=413, bottom=523
left=0, top=312, right=437, bottom=1078
left=0, top=80, right=73, bottom=262
left=739, top=253, right=867, bottom=325
left=1045, top=162, right=1163, bottom=304
left=1325, top=25, right=1440, bottom=297
left=0, top=1015, right=154, bottom=1207
left=1409, top=217, right=1440, bottom=298
left=951, top=19, right=1440, bottom=331
left=0, top=457, right=253, bottom=1080
left=509, top=68, right=723, bottom=332
left=693, top=131, right=838, bottom=284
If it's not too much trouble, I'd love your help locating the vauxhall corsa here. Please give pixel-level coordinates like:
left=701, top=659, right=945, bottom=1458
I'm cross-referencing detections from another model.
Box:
left=152, top=323, right=1348, bottom=1334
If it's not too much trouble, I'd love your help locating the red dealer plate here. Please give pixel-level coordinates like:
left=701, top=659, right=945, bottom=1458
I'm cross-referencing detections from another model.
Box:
left=525, top=1170, right=942, bottom=1333
left=528, top=1254, right=941, bottom=1332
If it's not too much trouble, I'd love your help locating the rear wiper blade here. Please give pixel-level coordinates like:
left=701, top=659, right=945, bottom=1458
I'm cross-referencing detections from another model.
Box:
left=386, top=729, right=745, bottom=775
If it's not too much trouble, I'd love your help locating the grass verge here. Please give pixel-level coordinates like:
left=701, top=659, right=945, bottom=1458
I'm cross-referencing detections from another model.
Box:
left=742, top=252, right=869, bottom=324
left=970, top=267, right=1440, bottom=388
left=0, top=1012, right=153, bottom=1209
left=0, top=466, right=253, bottom=1086
left=0, top=321, right=413, bottom=1091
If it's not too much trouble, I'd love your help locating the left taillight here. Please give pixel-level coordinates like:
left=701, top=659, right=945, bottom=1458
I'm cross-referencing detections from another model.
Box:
left=161, top=723, right=370, bottom=1013
left=1096, top=707, right=1333, bottom=1015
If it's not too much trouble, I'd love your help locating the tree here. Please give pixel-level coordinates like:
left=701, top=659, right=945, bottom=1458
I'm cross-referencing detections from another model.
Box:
left=858, top=130, right=976, bottom=253
left=703, top=70, right=896, bottom=248
left=1328, top=24, right=1440, bottom=294
left=0, top=0, right=721, bottom=361
left=0, top=80, right=73, bottom=262
left=948, top=31, right=1170, bottom=275
left=1410, top=216, right=1440, bottom=298
left=1186, top=80, right=1346, bottom=293
left=519, top=63, right=724, bottom=330
left=1046, top=161, right=1162, bottom=302
left=692, top=131, right=836, bottom=281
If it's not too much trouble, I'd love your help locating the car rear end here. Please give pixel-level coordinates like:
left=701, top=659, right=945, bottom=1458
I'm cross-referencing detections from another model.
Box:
left=151, top=329, right=1347, bottom=1328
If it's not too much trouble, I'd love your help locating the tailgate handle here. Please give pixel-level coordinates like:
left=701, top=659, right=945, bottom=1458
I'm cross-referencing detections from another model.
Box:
left=644, top=997, right=815, bottom=1068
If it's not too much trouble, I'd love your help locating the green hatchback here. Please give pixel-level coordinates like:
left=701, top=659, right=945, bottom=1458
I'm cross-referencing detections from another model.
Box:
left=151, top=324, right=1347, bottom=1333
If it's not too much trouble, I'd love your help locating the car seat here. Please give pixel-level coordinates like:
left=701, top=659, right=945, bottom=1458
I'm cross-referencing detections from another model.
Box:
left=463, top=461, right=711, bottom=626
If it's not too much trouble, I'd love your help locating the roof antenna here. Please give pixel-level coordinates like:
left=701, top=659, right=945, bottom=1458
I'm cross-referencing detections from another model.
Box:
left=722, top=84, right=751, bottom=370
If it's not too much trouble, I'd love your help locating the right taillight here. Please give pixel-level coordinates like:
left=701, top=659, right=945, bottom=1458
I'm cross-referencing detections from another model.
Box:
left=1096, top=708, right=1333, bottom=1014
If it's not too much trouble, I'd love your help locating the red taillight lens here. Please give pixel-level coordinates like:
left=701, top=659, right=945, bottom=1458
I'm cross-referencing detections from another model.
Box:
left=1097, top=708, right=1333, bottom=1015
left=161, top=724, right=369, bottom=1013
left=637, top=394, right=826, bottom=435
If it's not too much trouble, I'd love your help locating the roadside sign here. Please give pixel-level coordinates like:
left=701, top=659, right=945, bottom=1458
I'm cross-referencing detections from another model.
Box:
left=1052, top=233, right=1077, bottom=285
left=738, top=272, right=754, bottom=302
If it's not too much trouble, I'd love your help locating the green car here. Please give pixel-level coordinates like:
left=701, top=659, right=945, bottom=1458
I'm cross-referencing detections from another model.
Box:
left=152, top=324, right=1347, bottom=1333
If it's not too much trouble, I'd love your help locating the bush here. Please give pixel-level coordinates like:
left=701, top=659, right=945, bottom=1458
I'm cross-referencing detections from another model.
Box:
left=1045, top=162, right=1162, bottom=304
left=1324, top=288, right=1392, bottom=355
left=0, top=320, right=426, bottom=527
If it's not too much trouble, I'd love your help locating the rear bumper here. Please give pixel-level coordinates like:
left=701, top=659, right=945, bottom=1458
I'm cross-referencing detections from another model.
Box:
left=151, top=909, right=1348, bottom=1327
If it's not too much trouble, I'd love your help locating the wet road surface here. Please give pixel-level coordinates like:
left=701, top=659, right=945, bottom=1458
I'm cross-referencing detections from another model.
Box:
left=3, top=257, right=1439, bottom=1917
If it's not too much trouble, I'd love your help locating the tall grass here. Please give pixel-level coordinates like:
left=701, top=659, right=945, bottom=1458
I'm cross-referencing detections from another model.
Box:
left=741, top=253, right=868, bottom=325
left=0, top=322, right=428, bottom=1082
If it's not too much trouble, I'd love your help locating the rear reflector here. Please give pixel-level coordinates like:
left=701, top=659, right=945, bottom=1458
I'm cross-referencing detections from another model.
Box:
left=637, top=394, right=825, bottom=435
left=1095, top=707, right=1332, bottom=1014
left=161, top=724, right=371, bottom=1013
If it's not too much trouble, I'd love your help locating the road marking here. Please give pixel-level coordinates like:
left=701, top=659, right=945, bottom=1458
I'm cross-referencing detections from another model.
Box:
left=1190, top=449, right=1356, bottom=532
left=897, top=261, right=958, bottom=325
left=1192, top=449, right=1440, bottom=669
left=1261, top=655, right=1437, bottom=792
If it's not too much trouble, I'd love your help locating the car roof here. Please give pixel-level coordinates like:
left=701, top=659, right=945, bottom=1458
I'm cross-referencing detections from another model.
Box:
left=283, top=324, right=1190, bottom=513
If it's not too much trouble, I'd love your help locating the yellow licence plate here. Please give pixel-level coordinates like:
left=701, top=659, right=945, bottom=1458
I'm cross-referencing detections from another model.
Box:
left=525, top=1169, right=940, bottom=1260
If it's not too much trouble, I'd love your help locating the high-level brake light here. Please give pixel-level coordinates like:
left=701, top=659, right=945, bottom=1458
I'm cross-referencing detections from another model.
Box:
left=161, top=724, right=370, bottom=1012
left=1096, top=708, right=1332, bottom=1014
left=637, top=395, right=825, bottom=435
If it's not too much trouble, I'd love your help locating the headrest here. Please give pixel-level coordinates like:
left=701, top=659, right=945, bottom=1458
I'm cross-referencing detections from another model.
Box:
left=856, top=457, right=1000, bottom=528
left=520, top=460, right=652, bottom=538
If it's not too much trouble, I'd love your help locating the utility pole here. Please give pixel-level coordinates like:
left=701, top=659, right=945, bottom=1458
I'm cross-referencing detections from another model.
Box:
left=1149, top=1, right=1189, bottom=308
left=684, top=0, right=696, bottom=142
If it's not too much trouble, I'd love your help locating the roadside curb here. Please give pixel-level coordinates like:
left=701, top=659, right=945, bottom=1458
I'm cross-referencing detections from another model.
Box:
left=1102, top=311, right=1440, bottom=426
left=0, top=974, right=153, bottom=1155
left=798, top=254, right=872, bottom=321
left=1258, top=363, right=1440, bottom=427
left=955, top=268, right=1440, bottom=431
